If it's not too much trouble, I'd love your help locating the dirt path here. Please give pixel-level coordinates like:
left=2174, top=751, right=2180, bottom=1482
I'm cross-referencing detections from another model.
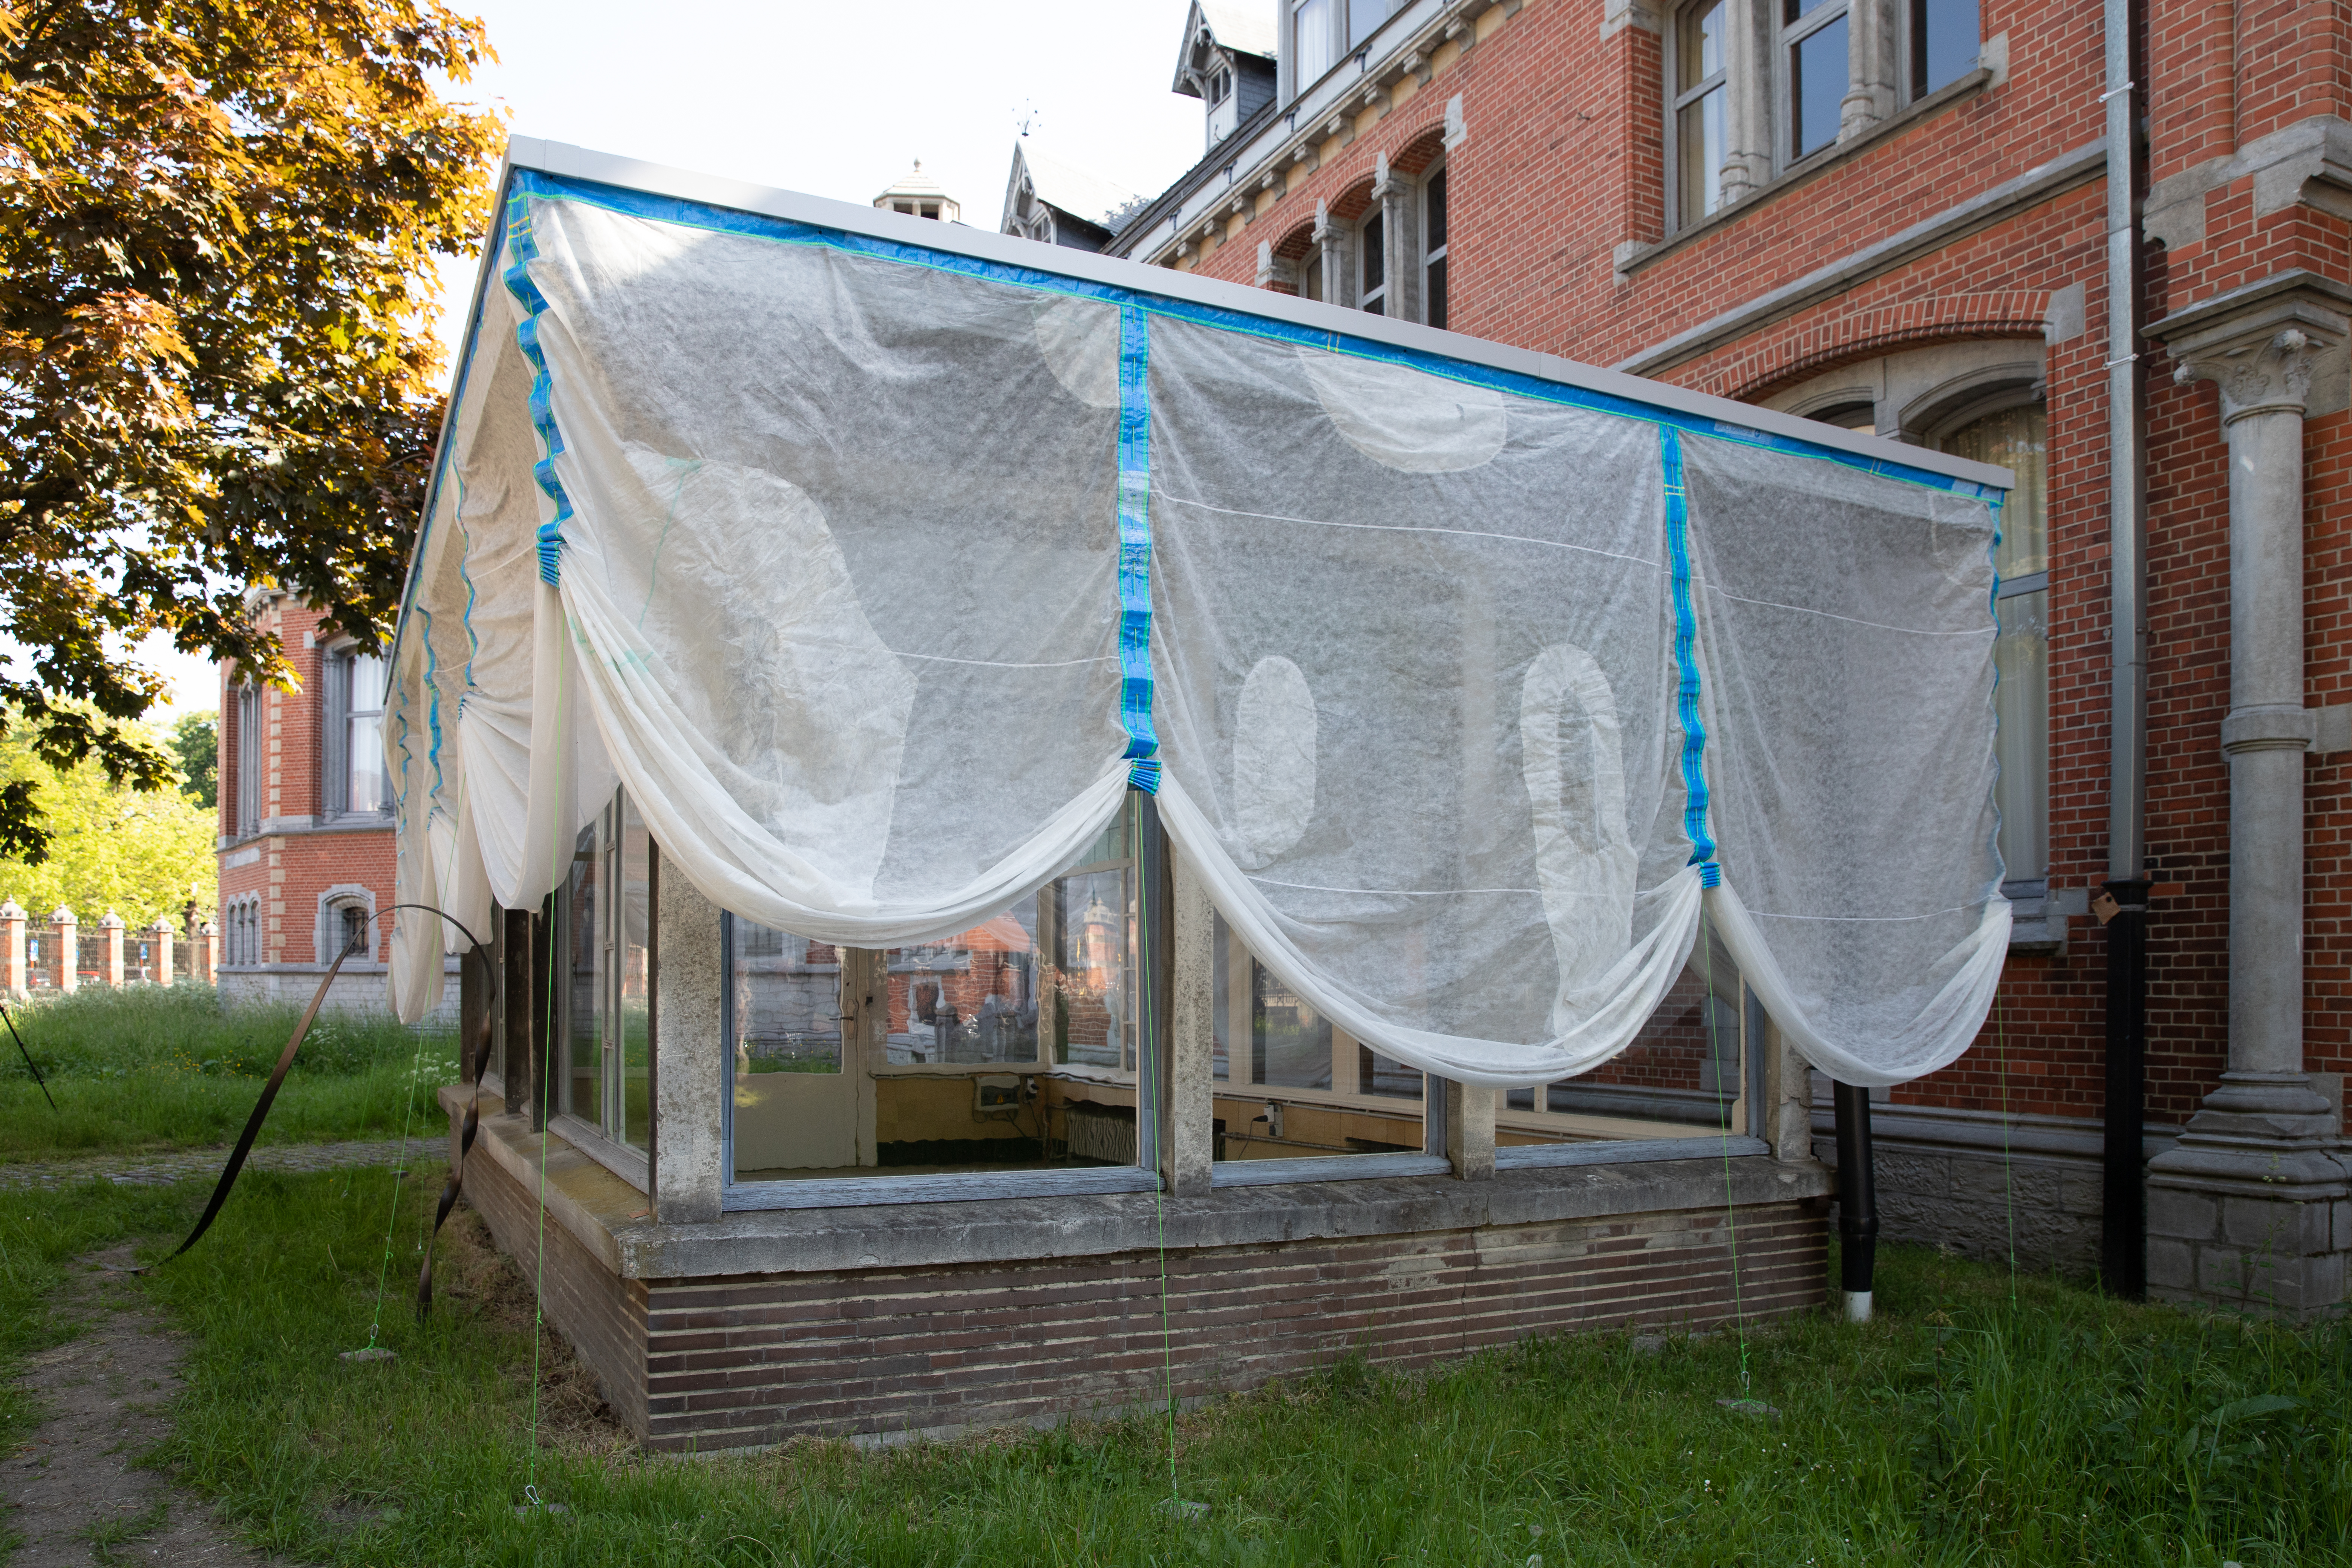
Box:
left=1, top=1245, right=277, bottom=1567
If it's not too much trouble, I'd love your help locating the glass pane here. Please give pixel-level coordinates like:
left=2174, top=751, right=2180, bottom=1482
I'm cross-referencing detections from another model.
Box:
left=888, top=897, right=1041, bottom=1066
left=1944, top=403, right=2046, bottom=578
left=733, top=922, right=842, bottom=1075
left=1791, top=16, right=1847, bottom=159
left=1424, top=166, right=1447, bottom=254
left=1677, top=85, right=1726, bottom=226
left=1050, top=870, right=1129, bottom=1070
left=1426, top=254, right=1447, bottom=331
left=1787, top=0, right=1836, bottom=16
left=565, top=820, right=601, bottom=1125
left=346, top=653, right=389, bottom=814
left=1349, top=0, right=1390, bottom=48
left=1511, top=923, right=1745, bottom=1133
left=348, top=653, right=387, bottom=717
left=1358, top=1043, right=1422, bottom=1099
left=1254, top=961, right=1334, bottom=1089
left=617, top=793, right=651, bottom=1149
left=1678, top=0, right=1725, bottom=90
left=1212, top=921, right=1232, bottom=1081
left=1914, top=0, right=1980, bottom=93
left=1294, top=0, right=1333, bottom=84
left=1995, top=588, right=2049, bottom=880
left=1302, top=250, right=1324, bottom=303
left=1361, top=210, right=1384, bottom=296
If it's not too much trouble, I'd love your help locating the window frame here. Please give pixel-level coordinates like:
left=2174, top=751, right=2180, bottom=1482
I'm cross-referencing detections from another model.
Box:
left=319, top=645, right=391, bottom=822
left=1357, top=204, right=1387, bottom=317
left=718, top=798, right=1164, bottom=1211
left=550, top=786, right=654, bottom=1189
left=1666, top=0, right=1731, bottom=233
left=1778, top=0, right=1854, bottom=168
left=1419, top=158, right=1449, bottom=331
left=1906, top=0, right=1980, bottom=101
left=1929, top=386, right=2049, bottom=893
left=233, top=682, right=260, bottom=838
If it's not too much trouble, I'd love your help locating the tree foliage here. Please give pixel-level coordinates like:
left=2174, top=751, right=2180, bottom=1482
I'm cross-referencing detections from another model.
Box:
left=169, top=707, right=214, bottom=808
left=0, top=716, right=214, bottom=928
left=0, top=0, right=501, bottom=861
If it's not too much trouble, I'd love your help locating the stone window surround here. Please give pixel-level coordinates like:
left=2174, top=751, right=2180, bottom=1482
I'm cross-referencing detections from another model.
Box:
left=1658, top=0, right=1995, bottom=242
left=313, top=884, right=377, bottom=966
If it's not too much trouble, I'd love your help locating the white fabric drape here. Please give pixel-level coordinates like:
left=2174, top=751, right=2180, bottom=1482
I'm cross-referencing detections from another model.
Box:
left=385, top=172, right=2009, bottom=1090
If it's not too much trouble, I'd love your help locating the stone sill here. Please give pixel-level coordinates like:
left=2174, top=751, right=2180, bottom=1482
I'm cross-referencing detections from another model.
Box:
left=1618, top=68, right=1993, bottom=281
left=443, top=1086, right=1831, bottom=1284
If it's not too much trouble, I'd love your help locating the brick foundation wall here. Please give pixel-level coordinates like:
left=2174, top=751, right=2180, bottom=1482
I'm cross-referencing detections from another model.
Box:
left=462, top=1124, right=1825, bottom=1452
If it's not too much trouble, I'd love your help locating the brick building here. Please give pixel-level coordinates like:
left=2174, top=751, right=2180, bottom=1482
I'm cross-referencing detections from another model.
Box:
left=214, top=590, right=455, bottom=1017
left=1033, top=0, right=2352, bottom=1312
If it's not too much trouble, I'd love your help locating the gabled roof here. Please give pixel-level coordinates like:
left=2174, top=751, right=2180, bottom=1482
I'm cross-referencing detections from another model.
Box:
left=1002, top=142, right=1141, bottom=233
left=1173, top=0, right=1277, bottom=95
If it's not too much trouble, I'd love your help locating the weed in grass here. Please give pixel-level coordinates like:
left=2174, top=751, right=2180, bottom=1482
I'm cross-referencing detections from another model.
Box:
left=82, top=1494, right=171, bottom=1563
left=0, top=983, right=457, bottom=1161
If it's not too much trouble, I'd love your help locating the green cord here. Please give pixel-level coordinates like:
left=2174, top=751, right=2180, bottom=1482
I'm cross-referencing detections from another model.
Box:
left=1140, top=802, right=1179, bottom=1504
left=1997, top=990, right=2017, bottom=1309
left=525, top=622, right=574, bottom=1502
left=1703, top=906, right=1751, bottom=1393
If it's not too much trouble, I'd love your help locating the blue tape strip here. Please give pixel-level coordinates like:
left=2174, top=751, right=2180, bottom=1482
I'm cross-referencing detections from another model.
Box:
left=1662, top=428, right=1718, bottom=877
left=1116, top=304, right=1158, bottom=793
left=501, top=181, right=572, bottom=586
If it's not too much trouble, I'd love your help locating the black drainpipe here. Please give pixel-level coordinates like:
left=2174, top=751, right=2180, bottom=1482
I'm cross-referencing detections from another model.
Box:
left=1833, top=1081, right=1878, bottom=1321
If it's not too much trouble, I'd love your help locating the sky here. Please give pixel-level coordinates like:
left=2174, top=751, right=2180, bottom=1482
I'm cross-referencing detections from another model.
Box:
left=132, top=0, right=1213, bottom=720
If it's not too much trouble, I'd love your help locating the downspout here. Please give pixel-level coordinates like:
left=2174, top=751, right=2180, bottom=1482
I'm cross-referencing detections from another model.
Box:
left=2098, top=0, right=2153, bottom=1299
left=1833, top=1082, right=1879, bottom=1321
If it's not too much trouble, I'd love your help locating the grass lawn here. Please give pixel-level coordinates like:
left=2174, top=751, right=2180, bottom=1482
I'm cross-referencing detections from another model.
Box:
left=0, top=1164, right=2344, bottom=1567
left=0, top=985, right=456, bottom=1162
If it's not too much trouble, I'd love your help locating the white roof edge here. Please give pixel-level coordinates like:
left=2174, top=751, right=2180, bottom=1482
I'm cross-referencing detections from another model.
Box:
left=467, top=135, right=2018, bottom=496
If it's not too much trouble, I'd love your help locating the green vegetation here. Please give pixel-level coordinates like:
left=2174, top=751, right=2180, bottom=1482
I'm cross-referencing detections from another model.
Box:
left=0, top=721, right=216, bottom=931
left=0, top=984, right=453, bottom=1162
left=0, top=1164, right=2342, bottom=1567
left=168, top=711, right=218, bottom=812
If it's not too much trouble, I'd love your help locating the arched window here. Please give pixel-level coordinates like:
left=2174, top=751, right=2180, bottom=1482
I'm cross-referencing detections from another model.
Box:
left=1942, top=398, right=2047, bottom=886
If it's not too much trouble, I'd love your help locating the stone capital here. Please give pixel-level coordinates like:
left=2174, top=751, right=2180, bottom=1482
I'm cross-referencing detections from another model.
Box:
left=2151, top=271, right=2352, bottom=423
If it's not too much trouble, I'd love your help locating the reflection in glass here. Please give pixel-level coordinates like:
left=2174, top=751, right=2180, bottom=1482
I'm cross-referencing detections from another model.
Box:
left=1995, top=589, right=2049, bottom=880
left=1913, top=0, right=1980, bottom=95
left=888, top=900, right=1040, bottom=1066
left=565, top=819, right=601, bottom=1126
left=617, top=794, right=651, bottom=1150
left=1510, top=924, right=1744, bottom=1128
left=732, top=920, right=844, bottom=1076
left=1791, top=15, right=1848, bottom=160
left=1254, top=963, right=1333, bottom=1090
left=1358, top=1043, right=1422, bottom=1099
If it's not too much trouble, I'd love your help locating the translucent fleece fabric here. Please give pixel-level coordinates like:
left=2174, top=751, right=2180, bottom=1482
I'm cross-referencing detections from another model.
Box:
left=384, top=171, right=2011, bottom=1090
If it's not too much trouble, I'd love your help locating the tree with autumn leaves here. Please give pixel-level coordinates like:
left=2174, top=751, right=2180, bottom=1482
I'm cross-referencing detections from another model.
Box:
left=0, top=0, right=500, bottom=861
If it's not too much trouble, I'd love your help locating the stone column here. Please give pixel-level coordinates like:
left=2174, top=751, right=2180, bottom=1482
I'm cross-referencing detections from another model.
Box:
left=92, top=912, right=124, bottom=987
left=1311, top=199, right=1346, bottom=308
left=1164, top=848, right=1215, bottom=1196
left=2147, top=274, right=2352, bottom=1316
left=193, top=922, right=216, bottom=985
left=146, top=923, right=174, bottom=986
left=43, top=908, right=76, bottom=993
left=1370, top=152, right=1418, bottom=323
left=651, top=842, right=724, bottom=1224
left=1446, top=1082, right=1495, bottom=1180
left=0, top=900, right=24, bottom=998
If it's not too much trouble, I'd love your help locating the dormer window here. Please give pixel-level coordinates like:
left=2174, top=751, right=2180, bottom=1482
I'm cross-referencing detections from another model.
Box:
left=1208, top=67, right=1231, bottom=106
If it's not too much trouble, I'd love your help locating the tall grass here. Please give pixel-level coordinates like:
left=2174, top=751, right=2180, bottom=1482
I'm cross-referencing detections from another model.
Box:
left=0, top=1166, right=2331, bottom=1568
left=0, top=984, right=455, bottom=1161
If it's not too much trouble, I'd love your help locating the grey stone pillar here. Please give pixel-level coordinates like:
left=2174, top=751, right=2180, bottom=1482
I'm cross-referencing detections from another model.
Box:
left=1370, top=153, right=1417, bottom=324
left=651, top=844, right=726, bottom=1224
left=1164, top=849, right=1215, bottom=1196
left=1446, top=1082, right=1494, bottom=1180
left=2147, top=274, right=2352, bottom=1317
left=1312, top=199, right=1348, bottom=308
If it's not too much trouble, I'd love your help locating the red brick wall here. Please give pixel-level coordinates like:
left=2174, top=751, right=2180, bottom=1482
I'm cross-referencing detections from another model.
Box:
left=215, top=593, right=397, bottom=964
left=1155, top=0, right=2352, bottom=1134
